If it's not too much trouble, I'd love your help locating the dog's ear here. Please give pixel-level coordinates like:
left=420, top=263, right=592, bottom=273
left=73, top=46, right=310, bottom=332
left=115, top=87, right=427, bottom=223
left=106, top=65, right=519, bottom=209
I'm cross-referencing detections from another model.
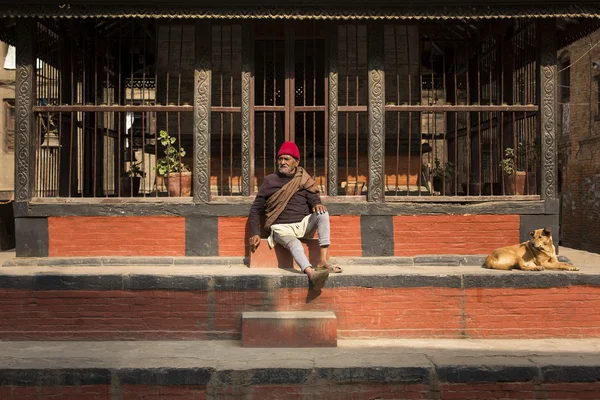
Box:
left=542, top=228, right=552, bottom=237
left=529, top=230, right=535, bottom=237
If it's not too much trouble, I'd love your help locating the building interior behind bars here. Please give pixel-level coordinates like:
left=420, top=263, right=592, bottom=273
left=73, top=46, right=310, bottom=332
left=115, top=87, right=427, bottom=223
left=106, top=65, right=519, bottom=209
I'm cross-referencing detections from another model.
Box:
left=14, top=18, right=540, bottom=198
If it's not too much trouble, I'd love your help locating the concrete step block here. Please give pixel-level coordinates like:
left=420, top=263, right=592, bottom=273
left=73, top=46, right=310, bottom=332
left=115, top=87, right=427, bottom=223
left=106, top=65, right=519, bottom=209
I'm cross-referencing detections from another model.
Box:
left=249, top=238, right=320, bottom=269
left=242, top=311, right=337, bottom=347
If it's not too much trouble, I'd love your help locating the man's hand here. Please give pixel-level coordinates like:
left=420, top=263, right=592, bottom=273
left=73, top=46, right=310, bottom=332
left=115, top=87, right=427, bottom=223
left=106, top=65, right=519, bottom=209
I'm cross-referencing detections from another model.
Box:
left=312, top=204, right=328, bottom=214
left=248, top=235, right=261, bottom=252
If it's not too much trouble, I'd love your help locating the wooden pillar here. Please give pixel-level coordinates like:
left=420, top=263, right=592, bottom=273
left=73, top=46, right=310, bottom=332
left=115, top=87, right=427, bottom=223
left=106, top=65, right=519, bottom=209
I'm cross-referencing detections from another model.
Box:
left=537, top=19, right=557, bottom=201
left=327, top=23, right=339, bottom=196
left=241, top=23, right=253, bottom=197
left=367, top=23, right=385, bottom=202
left=15, top=19, right=37, bottom=201
left=193, top=22, right=212, bottom=202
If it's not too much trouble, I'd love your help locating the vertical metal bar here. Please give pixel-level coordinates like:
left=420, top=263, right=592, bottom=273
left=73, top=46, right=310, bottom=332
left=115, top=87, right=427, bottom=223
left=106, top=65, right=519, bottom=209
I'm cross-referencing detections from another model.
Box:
left=273, top=35, right=277, bottom=170
left=367, top=23, right=384, bottom=202
left=230, top=25, right=234, bottom=195
left=393, top=27, right=400, bottom=195
left=345, top=26, right=349, bottom=189
left=442, top=39, right=447, bottom=195
left=154, top=26, right=159, bottom=198
left=178, top=23, right=184, bottom=197
left=407, top=27, right=412, bottom=196
left=263, top=40, right=266, bottom=177
left=465, top=35, right=471, bottom=196
left=141, top=24, right=147, bottom=197
left=68, top=31, right=74, bottom=197
left=220, top=26, right=224, bottom=195
left=117, top=21, right=122, bottom=196
left=453, top=33, right=458, bottom=196
left=312, top=21, right=317, bottom=179
left=303, top=27, right=307, bottom=170
left=194, top=21, right=212, bottom=202
left=355, top=26, right=359, bottom=186
left=327, top=23, right=338, bottom=196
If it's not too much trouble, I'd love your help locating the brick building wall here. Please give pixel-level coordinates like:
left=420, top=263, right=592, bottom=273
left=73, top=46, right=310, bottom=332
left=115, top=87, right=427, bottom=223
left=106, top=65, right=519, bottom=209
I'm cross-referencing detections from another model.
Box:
left=558, top=28, right=600, bottom=252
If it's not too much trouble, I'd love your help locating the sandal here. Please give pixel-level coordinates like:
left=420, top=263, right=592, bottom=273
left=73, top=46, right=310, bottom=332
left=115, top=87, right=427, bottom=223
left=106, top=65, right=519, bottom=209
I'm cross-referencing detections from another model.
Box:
left=318, top=262, right=343, bottom=273
left=310, top=270, right=330, bottom=291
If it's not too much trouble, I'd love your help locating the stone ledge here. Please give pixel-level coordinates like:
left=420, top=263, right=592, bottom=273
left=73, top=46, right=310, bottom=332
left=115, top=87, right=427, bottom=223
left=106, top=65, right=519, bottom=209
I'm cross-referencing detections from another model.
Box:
left=0, top=340, right=599, bottom=387
left=0, top=268, right=593, bottom=291
left=2, top=254, right=573, bottom=268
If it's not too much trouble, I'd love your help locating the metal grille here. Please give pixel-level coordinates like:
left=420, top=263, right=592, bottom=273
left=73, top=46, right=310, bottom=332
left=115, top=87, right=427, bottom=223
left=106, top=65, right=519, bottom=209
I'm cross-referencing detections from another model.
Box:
left=337, top=24, right=368, bottom=195
left=383, top=20, right=540, bottom=198
left=211, top=24, right=242, bottom=196
left=33, top=19, right=193, bottom=198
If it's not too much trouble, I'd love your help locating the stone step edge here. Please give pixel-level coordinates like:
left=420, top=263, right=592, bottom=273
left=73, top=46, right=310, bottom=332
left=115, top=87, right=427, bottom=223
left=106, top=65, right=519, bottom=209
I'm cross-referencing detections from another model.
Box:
left=243, top=311, right=337, bottom=319
left=4, top=254, right=570, bottom=267
left=0, top=361, right=596, bottom=387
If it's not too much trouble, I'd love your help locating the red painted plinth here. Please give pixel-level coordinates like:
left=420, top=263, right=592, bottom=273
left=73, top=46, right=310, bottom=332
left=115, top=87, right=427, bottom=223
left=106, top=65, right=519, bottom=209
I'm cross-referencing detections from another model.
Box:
left=242, top=311, right=337, bottom=347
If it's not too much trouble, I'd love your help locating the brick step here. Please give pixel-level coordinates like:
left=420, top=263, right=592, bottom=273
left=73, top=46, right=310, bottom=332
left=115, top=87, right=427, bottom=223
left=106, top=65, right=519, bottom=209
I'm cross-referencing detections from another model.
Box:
left=249, top=238, right=321, bottom=269
left=0, top=265, right=593, bottom=341
left=242, top=311, right=337, bottom=347
left=1, top=339, right=600, bottom=399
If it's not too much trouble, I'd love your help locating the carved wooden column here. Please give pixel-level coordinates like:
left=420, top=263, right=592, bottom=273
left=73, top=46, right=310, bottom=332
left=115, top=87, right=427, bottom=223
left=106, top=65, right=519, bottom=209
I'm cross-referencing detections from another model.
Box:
left=15, top=20, right=37, bottom=202
left=538, top=19, right=557, bottom=201
left=241, top=23, right=253, bottom=196
left=194, top=22, right=212, bottom=202
left=327, top=23, right=339, bottom=196
left=367, top=23, right=385, bottom=202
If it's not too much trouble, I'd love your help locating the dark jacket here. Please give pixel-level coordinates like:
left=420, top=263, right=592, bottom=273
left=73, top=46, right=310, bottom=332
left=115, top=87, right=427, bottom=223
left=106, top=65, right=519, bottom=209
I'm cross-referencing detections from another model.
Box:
left=248, top=172, right=321, bottom=237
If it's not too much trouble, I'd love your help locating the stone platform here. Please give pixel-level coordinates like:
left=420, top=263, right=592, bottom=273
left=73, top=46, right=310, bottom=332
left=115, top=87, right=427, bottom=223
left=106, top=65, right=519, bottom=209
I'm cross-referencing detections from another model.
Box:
left=0, top=261, right=599, bottom=341
left=1, top=339, right=600, bottom=399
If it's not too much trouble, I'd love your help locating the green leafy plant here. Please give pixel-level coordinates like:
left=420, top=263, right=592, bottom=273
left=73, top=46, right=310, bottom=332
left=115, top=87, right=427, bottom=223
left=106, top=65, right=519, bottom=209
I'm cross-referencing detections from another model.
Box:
left=122, top=161, right=146, bottom=178
left=501, top=147, right=517, bottom=175
left=501, top=142, right=527, bottom=176
left=432, top=158, right=455, bottom=180
left=155, top=130, right=189, bottom=176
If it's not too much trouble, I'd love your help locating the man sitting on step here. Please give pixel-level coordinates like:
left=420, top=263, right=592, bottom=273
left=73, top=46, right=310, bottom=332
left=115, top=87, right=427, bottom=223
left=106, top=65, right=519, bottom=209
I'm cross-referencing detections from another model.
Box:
left=248, top=141, right=342, bottom=291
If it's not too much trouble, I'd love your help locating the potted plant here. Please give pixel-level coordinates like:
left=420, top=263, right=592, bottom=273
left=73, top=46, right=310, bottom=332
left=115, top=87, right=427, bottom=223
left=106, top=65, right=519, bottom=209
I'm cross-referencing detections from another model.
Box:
left=156, top=130, right=191, bottom=197
left=120, top=161, right=146, bottom=197
left=432, top=159, right=455, bottom=194
left=501, top=145, right=526, bottom=195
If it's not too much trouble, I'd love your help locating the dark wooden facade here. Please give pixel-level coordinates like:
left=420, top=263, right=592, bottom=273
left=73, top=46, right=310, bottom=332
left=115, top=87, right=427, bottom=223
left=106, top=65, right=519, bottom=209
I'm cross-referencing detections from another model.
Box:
left=3, top=1, right=595, bottom=257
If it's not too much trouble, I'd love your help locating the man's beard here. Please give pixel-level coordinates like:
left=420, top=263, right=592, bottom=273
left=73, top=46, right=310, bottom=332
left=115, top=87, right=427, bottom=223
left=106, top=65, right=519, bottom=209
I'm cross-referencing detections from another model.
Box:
left=278, top=165, right=297, bottom=176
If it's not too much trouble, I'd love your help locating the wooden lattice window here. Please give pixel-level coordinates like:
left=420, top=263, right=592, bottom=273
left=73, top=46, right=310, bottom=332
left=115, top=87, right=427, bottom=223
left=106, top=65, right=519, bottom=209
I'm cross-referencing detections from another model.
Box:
left=4, top=100, right=14, bottom=152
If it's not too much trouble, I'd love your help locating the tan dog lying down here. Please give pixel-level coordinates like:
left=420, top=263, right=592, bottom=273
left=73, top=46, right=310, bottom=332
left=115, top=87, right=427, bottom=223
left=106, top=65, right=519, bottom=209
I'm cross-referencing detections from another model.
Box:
left=484, top=228, right=579, bottom=271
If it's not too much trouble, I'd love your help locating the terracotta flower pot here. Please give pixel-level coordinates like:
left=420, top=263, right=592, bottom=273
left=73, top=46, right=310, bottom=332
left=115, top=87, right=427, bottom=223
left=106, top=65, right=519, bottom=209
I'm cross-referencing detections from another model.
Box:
left=164, top=171, right=192, bottom=197
left=504, top=171, right=527, bottom=195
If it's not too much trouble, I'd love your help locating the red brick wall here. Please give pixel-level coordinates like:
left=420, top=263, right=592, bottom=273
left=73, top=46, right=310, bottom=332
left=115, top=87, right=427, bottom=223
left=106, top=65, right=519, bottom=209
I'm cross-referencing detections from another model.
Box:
left=393, top=215, right=520, bottom=256
left=0, top=385, right=206, bottom=400
left=48, top=217, right=186, bottom=257
left=2, top=285, right=599, bottom=340
left=2, top=383, right=599, bottom=399
left=329, top=215, right=362, bottom=256
left=218, top=215, right=362, bottom=257
left=218, top=217, right=248, bottom=256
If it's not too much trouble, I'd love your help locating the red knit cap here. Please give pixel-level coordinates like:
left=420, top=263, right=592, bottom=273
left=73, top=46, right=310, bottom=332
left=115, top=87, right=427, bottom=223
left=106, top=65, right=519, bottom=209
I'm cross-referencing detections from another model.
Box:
left=277, top=141, right=300, bottom=160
